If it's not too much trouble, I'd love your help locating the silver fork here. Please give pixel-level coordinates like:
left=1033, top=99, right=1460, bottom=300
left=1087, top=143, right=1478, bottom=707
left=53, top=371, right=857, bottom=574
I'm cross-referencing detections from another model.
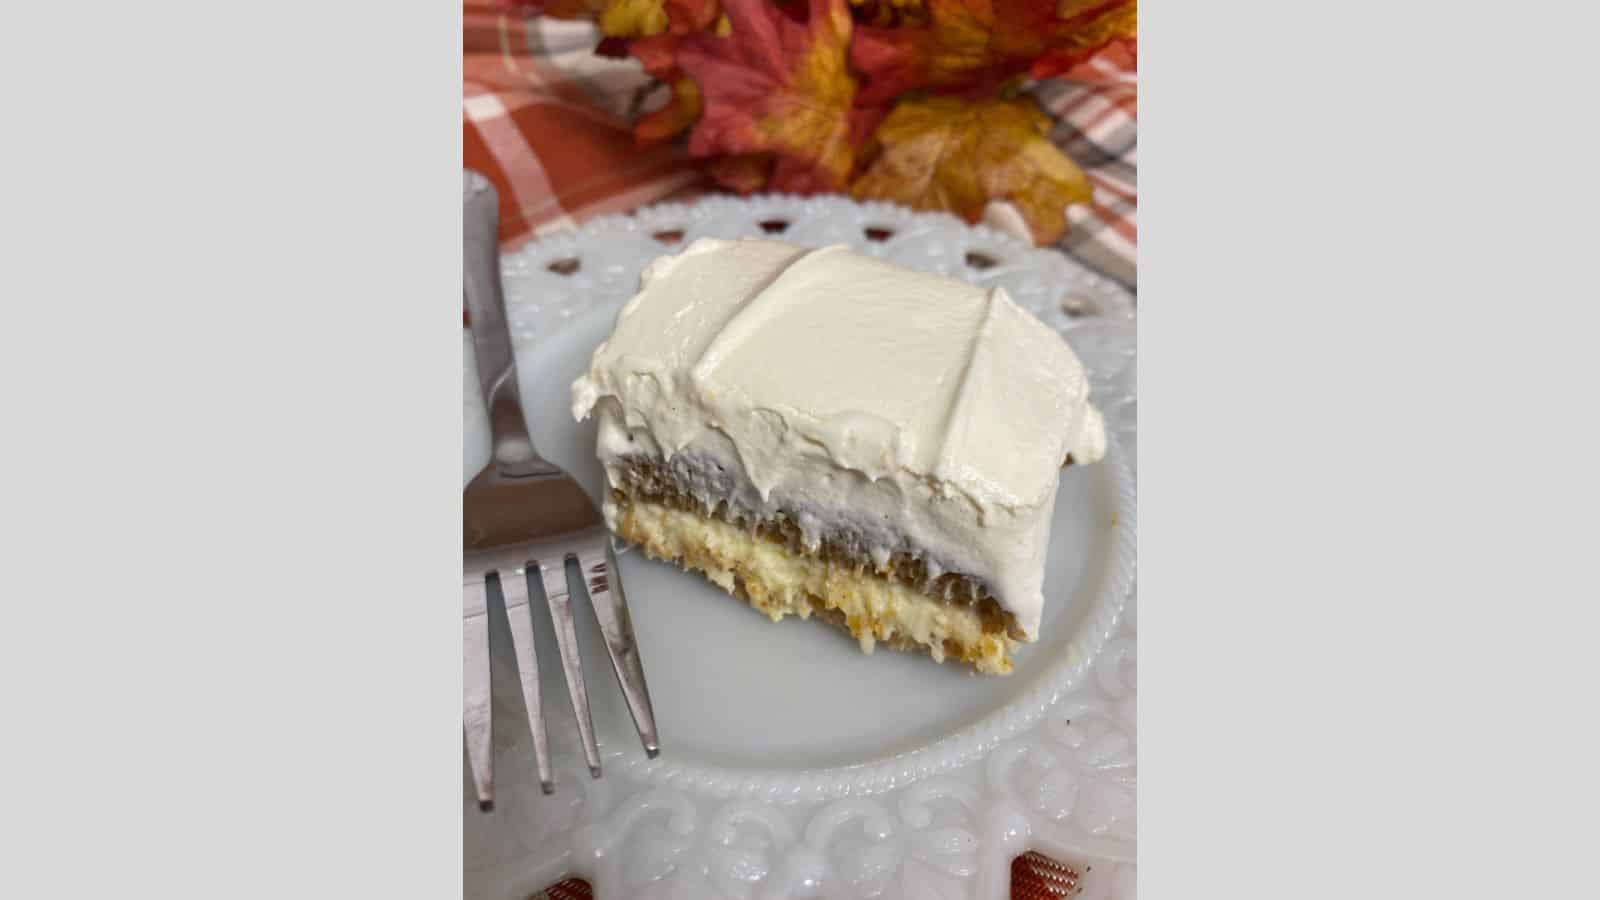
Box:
left=463, top=171, right=658, bottom=810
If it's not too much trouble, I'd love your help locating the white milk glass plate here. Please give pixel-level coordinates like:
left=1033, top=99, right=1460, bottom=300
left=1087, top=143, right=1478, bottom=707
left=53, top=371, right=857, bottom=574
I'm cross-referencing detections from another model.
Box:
left=464, top=195, right=1137, bottom=900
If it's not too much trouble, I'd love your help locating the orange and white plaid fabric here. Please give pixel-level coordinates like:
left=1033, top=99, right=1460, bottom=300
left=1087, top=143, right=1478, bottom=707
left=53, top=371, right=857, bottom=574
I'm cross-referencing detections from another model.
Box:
left=464, top=2, right=1137, bottom=288
left=1035, top=40, right=1138, bottom=288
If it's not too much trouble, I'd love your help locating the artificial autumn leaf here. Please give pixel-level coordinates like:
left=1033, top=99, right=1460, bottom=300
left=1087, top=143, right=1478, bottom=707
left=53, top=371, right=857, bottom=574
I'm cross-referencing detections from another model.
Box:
left=1029, top=2, right=1136, bottom=79
left=598, top=0, right=669, bottom=35
left=596, top=0, right=719, bottom=36
left=1049, top=35, right=1135, bottom=85
left=603, top=32, right=681, bottom=76
left=604, top=33, right=701, bottom=143
left=674, top=0, right=864, bottom=192
left=634, top=77, right=703, bottom=144
left=708, top=153, right=775, bottom=192
left=850, top=95, right=1092, bottom=243
left=851, top=0, right=1135, bottom=105
left=666, top=0, right=721, bottom=32
left=848, top=0, right=928, bottom=28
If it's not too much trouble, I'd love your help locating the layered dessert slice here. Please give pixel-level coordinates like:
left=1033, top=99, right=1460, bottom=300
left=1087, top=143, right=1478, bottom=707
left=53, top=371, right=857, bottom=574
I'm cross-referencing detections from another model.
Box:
left=571, top=238, right=1106, bottom=674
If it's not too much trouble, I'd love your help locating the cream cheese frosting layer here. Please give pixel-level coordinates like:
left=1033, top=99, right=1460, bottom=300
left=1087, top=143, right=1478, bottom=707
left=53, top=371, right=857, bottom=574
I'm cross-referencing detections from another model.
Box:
left=571, top=238, right=1106, bottom=638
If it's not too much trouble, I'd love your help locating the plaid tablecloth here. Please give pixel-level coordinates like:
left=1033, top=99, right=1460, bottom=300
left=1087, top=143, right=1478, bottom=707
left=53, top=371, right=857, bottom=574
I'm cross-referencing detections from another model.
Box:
left=464, top=5, right=1135, bottom=896
left=465, top=2, right=1137, bottom=289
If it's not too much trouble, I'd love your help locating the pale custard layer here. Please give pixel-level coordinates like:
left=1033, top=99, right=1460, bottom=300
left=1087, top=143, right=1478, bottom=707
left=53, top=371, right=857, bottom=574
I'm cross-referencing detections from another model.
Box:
left=617, top=497, right=1016, bottom=674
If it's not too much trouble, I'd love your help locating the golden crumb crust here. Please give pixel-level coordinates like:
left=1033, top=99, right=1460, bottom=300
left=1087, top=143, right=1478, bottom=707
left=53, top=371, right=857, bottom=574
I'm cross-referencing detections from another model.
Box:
left=611, top=456, right=1023, bottom=639
left=617, top=496, right=1017, bottom=675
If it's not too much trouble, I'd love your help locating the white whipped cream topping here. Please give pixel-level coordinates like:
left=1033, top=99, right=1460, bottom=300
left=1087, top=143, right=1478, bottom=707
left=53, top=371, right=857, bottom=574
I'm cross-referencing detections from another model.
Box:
left=571, top=238, right=1105, bottom=638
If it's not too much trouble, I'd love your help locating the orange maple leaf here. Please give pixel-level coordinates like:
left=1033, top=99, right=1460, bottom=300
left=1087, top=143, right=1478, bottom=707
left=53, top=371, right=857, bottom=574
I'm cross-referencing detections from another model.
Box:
left=851, top=0, right=1135, bottom=104
left=850, top=95, right=1093, bottom=244
left=600, top=32, right=682, bottom=77
left=674, top=0, right=867, bottom=192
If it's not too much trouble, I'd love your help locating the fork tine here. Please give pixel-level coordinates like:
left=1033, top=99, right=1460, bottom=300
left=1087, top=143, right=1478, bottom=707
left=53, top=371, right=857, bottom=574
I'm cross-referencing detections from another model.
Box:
left=579, top=545, right=659, bottom=758
left=499, top=568, right=554, bottom=794
left=538, top=557, right=602, bottom=778
left=463, top=579, right=493, bottom=810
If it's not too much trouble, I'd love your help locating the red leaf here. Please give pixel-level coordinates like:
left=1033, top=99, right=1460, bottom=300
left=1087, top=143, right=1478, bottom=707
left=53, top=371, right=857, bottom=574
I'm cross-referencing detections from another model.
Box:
left=621, top=32, right=685, bottom=78
left=675, top=0, right=863, bottom=192
left=664, top=0, right=720, bottom=32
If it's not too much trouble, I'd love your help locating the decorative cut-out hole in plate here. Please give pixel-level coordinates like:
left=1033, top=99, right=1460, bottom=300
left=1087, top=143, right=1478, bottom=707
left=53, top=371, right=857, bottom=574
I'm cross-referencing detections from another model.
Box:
left=759, top=219, right=790, bottom=234
left=546, top=257, right=581, bottom=276
left=652, top=229, right=684, bottom=244
left=535, top=877, right=592, bottom=899
left=864, top=226, right=895, bottom=242
left=1013, top=852, right=1081, bottom=898
left=965, top=251, right=1000, bottom=270
left=1061, top=293, right=1101, bottom=318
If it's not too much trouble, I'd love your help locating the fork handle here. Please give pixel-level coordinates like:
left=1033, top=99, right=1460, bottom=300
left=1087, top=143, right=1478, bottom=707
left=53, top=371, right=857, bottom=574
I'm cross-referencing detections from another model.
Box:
left=464, top=171, right=557, bottom=477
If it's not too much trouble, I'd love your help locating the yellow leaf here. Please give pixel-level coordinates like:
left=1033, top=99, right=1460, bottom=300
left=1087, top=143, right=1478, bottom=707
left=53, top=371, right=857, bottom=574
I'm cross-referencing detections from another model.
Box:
left=595, top=0, right=720, bottom=37
left=851, top=95, right=1093, bottom=244
left=599, top=0, right=670, bottom=37
left=851, top=0, right=1135, bottom=103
